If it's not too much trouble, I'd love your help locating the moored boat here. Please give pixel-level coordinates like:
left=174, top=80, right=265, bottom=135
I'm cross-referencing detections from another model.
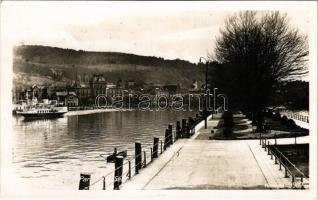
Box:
left=16, top=106, right=68, bottom=118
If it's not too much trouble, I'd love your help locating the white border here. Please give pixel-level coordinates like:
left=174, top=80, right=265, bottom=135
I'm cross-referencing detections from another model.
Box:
left=0, top=1, right=317, bottom=199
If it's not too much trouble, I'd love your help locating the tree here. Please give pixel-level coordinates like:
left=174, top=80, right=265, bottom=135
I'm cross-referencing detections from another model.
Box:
left=214, top=11, right=308, bottom=126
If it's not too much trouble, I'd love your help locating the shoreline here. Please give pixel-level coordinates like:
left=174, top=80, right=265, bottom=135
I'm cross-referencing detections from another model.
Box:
left=65, top=108, right=133, bottom=116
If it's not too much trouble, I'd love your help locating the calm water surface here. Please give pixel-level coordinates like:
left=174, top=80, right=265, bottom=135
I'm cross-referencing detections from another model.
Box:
left=13, top=110, right=197, bottom=190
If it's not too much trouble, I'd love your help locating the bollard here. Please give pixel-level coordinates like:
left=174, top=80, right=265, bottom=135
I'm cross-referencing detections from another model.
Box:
left=264, top=138, right=267, bottom=151
left=102, top=176, right=106, bottom=190
left=128, top=161, right=131, bottom=180
left=143, top=151, right=147, bottom=168
left=188, top=117, right=193, bottom=135
left=114, top=156, right=123, bottom=190
left=169, top=128, right=173, bottom=145
left=168, top=124, right=173, bottom=132
left=79, top=173, right=91, bottom=190
left=168, top=124, right=173, bottom=145
left=164, top=129, right=169, bottom=150
left=153, top=137, right=159, bottom=159
left=259, top=133, right=262, bottom=145
left=181, top=119, right=187, bottom=138
left=150, top=147, right=153, bottom=162
left=135, top=142, right=142, bottom=174
left=160, top=140, right=163, bottom=154
left=184, top=123, right=189, bottom=138
left=176, top=121, right=181, bottom=140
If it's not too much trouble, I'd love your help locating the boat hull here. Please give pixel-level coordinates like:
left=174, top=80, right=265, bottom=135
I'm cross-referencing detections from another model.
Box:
left=17, top=112, right=67, bottom=118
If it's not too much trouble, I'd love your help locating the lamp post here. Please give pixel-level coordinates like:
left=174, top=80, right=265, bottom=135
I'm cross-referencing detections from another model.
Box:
left=214, top=88, right=218, bottom=114
left=199, top=57, right=209, bottom=129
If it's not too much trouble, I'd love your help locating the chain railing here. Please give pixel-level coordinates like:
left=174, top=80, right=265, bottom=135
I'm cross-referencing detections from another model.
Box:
left=79, top=112, right=205, bottom=190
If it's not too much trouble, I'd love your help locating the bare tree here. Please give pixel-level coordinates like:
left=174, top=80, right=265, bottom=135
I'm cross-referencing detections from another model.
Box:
left=214, top=11, right=308, bottom=126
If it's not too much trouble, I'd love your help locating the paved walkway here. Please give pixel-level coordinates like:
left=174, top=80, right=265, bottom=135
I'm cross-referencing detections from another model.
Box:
left=121, top=116, right=307, bottom=190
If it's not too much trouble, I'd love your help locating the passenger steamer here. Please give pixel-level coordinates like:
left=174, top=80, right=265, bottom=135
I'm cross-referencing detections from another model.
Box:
left=16, top=106, right=68, bottom=118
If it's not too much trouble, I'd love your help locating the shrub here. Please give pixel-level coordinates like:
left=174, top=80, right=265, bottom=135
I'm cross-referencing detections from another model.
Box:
left=223, top=127, right=232, bottom=137
left=222, top=111, right=233, bottom=137
left=281, top=116, right=288, bottom=125
left=287, top=119, right=297, bottom=128
left=273, top=112, right=281, bottom=121
left=266, top=110, right=273, bottom=118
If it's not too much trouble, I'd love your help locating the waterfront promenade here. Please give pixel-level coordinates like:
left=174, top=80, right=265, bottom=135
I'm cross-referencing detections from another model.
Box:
left=122, top=116, right=305, bottom=190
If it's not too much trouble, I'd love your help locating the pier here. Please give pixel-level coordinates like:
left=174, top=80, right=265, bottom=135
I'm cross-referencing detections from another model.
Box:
left=121, top=114, right=308, bottom=190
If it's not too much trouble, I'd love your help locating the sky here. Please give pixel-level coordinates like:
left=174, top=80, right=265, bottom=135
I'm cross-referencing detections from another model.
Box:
left=0, top=1, right=313, bottom=63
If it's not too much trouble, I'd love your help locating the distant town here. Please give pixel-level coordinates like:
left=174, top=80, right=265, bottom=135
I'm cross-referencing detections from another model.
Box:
left=12, top=73, right=207, bottom=110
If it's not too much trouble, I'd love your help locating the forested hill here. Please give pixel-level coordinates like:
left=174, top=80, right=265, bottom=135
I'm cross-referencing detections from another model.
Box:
left=14, top=45, right=195, bottom=68
left=13, top=45, right=203, bottom=88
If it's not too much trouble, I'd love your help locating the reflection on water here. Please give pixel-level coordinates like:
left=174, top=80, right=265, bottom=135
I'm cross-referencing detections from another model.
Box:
left=13, top=110, right=197, bottom=190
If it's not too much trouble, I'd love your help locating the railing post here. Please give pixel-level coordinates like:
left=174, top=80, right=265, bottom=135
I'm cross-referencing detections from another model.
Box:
left=176, top=121, right=181, bottom=140
left=150, top=147, right=153, bottom=162
left=292, top=176, right=295, bottom=188
left=264, top=138, right=267, bottom=151
left=301, top=176, right=304, bottom=189
left=275, top=134, right=277, bottom=145
left=135, top=142, right=142, bottom=174
left=128, top=161, right=131, bottom=180
left=259, top=133, right=261, bottom=145
left=168, top=124, right=173, bottom=145
left=284, top=166, right=289, bottom=178
left=181, top=119, right=186, bottom=138
left=274, top=155, right=278, bottom=164
left=270, top=151, right=273, bottom=159
left=279, top=154, right=282, bottom=170
left=188, top=117, right=193, bottom=136
left=102, top=176, right=106, bottom=190
left=79, top=173, right=91, bottom=190
left=114, top=156, right=123, bottom=190
left=160, top=140, right=163, bottom=154
left=143, top=151, right=147, bottom=168
left=153, top=137, right=159, bottom=159
left=295, top=136, right=297, bottom=144
left=164, top=129, right=169, bottom=150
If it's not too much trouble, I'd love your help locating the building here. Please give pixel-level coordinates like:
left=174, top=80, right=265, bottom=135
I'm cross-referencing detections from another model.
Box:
left=90, top=74, right=107, bottom=98
left=52, top=91, right=79, bottom=107
left=66, top=91, right=79, bottom=107
left=162, top=84, right=179, bottom=95
left=73, top=86, right=91, bottom=106
left=127, top=79, right=135, bottom=89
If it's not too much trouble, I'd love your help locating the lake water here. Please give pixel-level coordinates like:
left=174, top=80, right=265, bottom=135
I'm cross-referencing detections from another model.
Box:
left=12, top=110, right=197, bottom=190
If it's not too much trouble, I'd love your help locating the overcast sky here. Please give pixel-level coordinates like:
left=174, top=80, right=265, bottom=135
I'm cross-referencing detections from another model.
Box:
left=1, top=1, right=313, bottom=63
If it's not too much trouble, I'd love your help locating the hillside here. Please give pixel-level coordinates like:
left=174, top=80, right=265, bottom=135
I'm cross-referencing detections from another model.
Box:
left=13, top=45, right=204, bottom=88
